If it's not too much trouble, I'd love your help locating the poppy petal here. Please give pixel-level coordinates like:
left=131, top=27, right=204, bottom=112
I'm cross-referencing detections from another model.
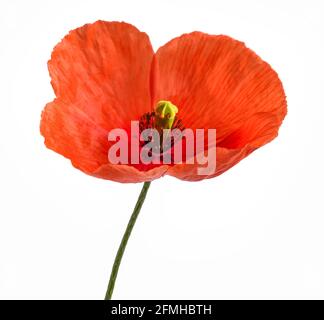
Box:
left=154, top=32, right=286, bottom=180
left=93, top=163, right=169, bottom=183
left=41, top=99, right=168, bottom=182
left=167, top=145, right=254, bottom=181
left=41, top=21, right=155, bottom=181
left=48, top=20, right=154, bottom=129
left=41, top=99, right=109, bottom=173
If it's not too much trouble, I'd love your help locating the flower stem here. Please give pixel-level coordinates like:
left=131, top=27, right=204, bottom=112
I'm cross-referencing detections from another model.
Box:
left=105, top=181, right=151, bottom=300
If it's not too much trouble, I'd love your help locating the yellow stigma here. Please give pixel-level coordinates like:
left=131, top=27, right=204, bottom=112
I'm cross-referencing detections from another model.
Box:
left=155, top=100, right=178, bottom=129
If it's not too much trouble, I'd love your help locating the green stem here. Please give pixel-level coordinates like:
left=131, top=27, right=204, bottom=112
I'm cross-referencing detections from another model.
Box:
left=105, top=181, right=151, bottom=300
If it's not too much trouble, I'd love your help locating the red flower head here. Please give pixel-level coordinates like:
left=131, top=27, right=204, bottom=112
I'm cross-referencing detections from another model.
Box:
left=40, top=21, right=286, bottom=183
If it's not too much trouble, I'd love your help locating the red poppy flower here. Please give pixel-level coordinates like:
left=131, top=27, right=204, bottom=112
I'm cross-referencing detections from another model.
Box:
left=40, top=20, right=287, bottom=183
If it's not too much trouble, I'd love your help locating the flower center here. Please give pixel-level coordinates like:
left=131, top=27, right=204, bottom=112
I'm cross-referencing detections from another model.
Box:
left=139, top=100, right=183, bottom=132
left=139, top=100, right=184, bottom=154
left=155, top=100, right=178, bottom=130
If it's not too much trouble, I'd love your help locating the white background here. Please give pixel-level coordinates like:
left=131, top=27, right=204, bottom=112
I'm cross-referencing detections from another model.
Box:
left=0, top=0, right=324, bottom=300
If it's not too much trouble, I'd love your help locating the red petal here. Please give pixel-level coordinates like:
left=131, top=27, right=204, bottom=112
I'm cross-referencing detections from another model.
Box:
left=92, top=164, right=169, bottom=183
left=41, top=21, right=155, bottom=181
left=154, top=32, right=286, bottom=180
left=167, top=146, right=254, bottom=181
left=41, top=99, right=109, bottom=173
left=49, top=21, right=154, bottom=128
